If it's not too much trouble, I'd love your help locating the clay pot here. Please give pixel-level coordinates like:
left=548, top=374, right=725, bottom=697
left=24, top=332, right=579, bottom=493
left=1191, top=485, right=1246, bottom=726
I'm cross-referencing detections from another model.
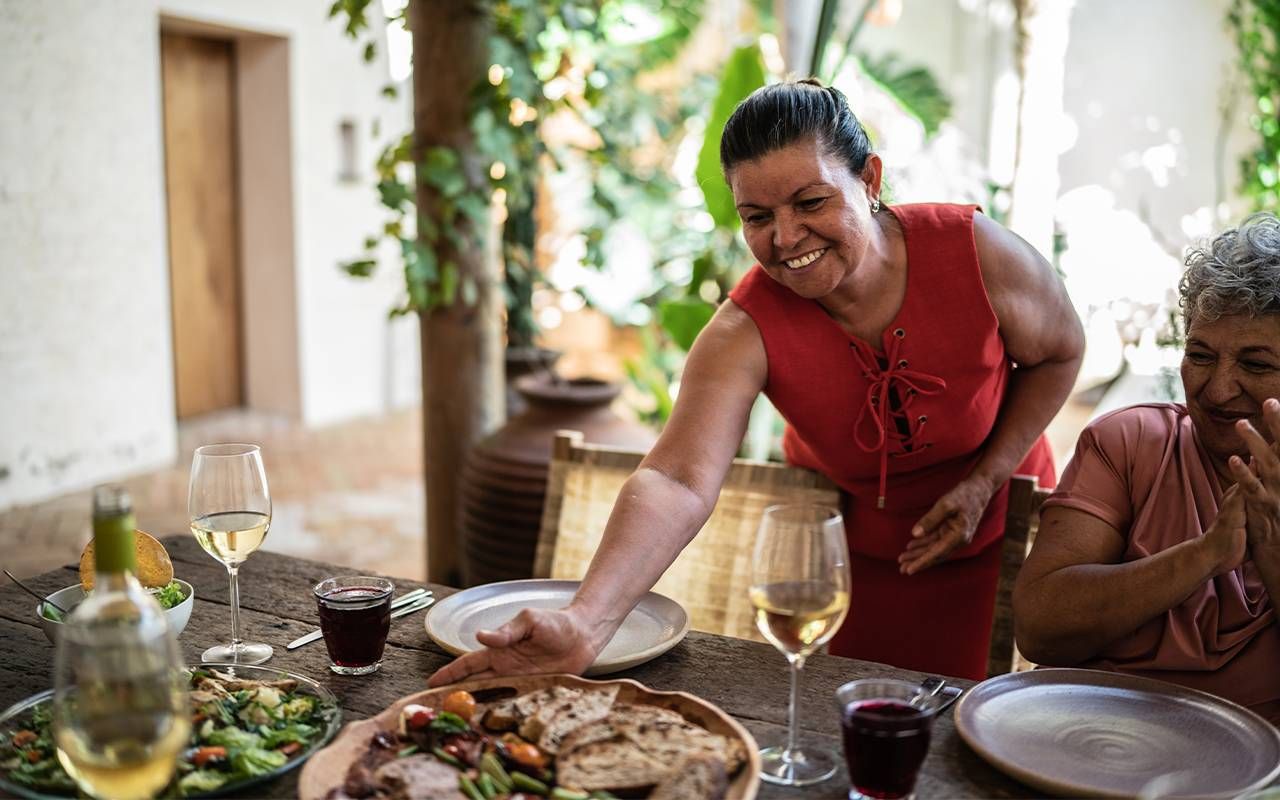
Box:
left=504, top=347, right=561, bottom=419
left=461, top=374, right=657, bottom=586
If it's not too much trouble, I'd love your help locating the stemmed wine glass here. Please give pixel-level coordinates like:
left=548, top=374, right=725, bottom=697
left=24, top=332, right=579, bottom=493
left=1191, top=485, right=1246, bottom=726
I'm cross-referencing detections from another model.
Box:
left=749, top=503, right=852, bottom=786
left=188, top=443, right=273, bottom=665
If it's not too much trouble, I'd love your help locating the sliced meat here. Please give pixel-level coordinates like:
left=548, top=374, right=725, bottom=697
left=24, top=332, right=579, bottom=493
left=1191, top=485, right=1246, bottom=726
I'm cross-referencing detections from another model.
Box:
left=373, top=754, right=468, bottom=800
left=342, top=731, right=401, bottom=797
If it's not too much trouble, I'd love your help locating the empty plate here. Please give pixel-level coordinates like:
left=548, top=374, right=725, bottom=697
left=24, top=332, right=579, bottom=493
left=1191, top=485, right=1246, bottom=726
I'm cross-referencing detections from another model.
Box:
left=425, top=579, right=690, bottom=675
left=955, top=668, right=1280, bottom=799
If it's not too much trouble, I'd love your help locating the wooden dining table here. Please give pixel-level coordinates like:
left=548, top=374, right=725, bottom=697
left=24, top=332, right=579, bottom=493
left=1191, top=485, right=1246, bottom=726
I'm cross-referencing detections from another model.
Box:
left=0, top=536, right=1040, bottom=799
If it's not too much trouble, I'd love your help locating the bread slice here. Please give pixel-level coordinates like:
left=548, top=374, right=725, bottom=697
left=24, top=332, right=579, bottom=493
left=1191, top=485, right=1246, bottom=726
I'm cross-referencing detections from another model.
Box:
left=557, top=703, right=686, bottom=753
left=557, top=702, right=744, bottom=792
left=649, top=753, right=729, bottom=800
left=555, top=735, right=670, bottom=792
left=618, top=713, right=746, bottom=773
left=521, top=685, right=619, bottom=754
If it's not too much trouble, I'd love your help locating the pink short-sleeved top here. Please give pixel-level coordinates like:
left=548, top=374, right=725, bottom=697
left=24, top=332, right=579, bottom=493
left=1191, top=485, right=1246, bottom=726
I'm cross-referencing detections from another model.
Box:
left=1043, top=403, right=1280, bottom=721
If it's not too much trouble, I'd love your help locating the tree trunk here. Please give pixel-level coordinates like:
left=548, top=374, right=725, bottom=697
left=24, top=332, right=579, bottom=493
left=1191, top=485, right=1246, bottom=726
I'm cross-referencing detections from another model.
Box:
left=411, top=0, right=504, bottom=586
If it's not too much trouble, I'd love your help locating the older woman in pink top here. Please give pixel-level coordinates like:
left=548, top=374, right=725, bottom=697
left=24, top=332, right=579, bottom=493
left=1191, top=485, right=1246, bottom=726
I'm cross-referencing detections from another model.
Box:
left=1015, top=212, right=1280, bottom=723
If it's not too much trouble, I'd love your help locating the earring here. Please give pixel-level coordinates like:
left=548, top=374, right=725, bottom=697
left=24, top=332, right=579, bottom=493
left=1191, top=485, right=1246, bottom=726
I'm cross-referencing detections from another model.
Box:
left=870, top=197, right=881, bottom=213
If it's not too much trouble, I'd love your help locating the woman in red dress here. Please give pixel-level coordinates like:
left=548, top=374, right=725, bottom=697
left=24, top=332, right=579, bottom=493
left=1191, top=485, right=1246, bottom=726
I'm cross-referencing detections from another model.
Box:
left=431, top=80, right=1083, bottom=683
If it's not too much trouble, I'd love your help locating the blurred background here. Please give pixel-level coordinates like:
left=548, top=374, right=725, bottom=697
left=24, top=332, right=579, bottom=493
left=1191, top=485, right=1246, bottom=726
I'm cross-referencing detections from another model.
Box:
left=1, top=0, right=1275, bottom=585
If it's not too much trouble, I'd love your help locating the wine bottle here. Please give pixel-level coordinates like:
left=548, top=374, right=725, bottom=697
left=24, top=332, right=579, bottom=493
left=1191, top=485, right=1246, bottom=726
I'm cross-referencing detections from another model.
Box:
left=53, top=486, right=188, bottom=800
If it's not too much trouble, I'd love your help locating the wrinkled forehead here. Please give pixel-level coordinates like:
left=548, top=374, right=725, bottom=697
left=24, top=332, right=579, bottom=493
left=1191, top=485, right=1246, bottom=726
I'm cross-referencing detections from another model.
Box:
left=1185, top=311, right=1280, bottom=349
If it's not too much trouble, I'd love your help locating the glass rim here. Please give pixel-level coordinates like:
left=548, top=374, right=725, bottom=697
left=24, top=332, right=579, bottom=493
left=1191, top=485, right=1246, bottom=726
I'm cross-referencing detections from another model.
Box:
left=761, top=503, right=843, bottom=523
left=313, top=575, right=394, bottom=602
left=835, top=678, right=943, bottom=716
left=194, top=443, right=261, bottom=458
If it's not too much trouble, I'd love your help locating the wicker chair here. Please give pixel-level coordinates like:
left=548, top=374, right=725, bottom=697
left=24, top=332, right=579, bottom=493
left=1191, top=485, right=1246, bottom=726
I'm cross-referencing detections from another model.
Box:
left=989, top=474, right=1052, bottom=677
left=534, top=430, right=840, bottom=642
left=535, top=432, right=1051, bottom=673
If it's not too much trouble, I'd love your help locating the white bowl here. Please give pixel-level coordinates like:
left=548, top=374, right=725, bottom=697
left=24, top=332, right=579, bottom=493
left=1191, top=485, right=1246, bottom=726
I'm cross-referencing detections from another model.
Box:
left=35, top=579, right=195, bottom=643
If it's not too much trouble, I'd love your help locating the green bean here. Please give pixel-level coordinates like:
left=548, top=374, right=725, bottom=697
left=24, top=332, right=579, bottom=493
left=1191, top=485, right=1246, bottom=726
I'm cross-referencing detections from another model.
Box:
left=476, top=772, right=497, bottom=799
left=480, top=753, right=515, bottom=792
left=548, top=789, right=588, bottom=800
left=458, top=773, right=485, bottom=800
left=432, top=746, right=463, bottom=769
left=511, top=769, right=551, bottom=794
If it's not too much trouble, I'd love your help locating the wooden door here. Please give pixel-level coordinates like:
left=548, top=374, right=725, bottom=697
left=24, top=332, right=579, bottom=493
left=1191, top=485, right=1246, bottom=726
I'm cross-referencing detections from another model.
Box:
left=161, top=33, right=243, bottom=418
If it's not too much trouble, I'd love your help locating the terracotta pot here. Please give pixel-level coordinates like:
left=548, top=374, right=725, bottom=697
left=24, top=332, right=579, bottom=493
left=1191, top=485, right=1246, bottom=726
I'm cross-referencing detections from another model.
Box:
left=461, top=374, right=657, bottom=586
left=504, top=347, right=561, bottom=419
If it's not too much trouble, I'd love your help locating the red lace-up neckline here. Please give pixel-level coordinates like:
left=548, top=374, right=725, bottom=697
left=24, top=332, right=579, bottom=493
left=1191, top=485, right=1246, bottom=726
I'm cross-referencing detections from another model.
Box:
left=848, top=328, right=947, bottom=508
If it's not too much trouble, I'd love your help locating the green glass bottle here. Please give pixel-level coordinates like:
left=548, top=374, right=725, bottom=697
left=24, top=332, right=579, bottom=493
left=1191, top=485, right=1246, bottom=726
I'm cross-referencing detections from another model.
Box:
left=52, top=486, right=188, bottom=800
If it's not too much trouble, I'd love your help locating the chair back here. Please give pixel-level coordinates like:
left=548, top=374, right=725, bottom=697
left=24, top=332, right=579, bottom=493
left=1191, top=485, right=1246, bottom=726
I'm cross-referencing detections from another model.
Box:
left=988, top=474, right=1052, bottom=677
left=535, top=430, right=841, bottom=642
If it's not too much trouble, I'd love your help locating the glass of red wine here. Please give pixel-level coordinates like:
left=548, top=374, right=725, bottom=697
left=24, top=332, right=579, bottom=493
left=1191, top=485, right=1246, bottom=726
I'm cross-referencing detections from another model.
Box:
left=313, top=576, right=394, bottom=675
left=835, top=679, right=944, bottom=800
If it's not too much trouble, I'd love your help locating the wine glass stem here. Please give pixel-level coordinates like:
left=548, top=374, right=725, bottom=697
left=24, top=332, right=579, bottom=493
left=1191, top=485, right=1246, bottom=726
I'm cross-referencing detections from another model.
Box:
left=227, top=564, right=243, bottom=658
left=786, top=655, right=805, bottom=760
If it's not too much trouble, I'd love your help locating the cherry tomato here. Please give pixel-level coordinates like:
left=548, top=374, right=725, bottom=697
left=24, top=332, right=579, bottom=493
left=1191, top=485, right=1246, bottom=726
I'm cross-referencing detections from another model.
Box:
left=500, top=736, right=547, bottom=770
left=442, top=690, right=476, bottom=722
left=408, top=708, right=436, bottom=730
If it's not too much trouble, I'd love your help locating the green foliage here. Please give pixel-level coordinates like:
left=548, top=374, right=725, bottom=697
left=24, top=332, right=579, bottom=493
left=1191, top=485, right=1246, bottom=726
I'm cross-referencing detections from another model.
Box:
left=657, top=297, right=716, bottom=351
left=695, top=44, right=767, bottom=230
left=331, top=0, right=705, bottom=347
left=856, top=52, right=952, bottom=138
left=1229, top=0, right=1280, bottom=213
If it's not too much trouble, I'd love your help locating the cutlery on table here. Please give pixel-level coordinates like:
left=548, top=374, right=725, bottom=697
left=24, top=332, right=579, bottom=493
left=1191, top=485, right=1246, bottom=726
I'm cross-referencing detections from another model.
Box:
left=4, top=568, right=69, bottom=614
left=287, top=588, right=433, bottom=650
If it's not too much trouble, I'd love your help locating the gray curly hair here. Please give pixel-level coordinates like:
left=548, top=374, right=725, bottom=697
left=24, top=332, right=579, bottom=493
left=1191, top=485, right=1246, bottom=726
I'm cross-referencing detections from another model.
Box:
left=1180, top=212, right=1280, bottom=326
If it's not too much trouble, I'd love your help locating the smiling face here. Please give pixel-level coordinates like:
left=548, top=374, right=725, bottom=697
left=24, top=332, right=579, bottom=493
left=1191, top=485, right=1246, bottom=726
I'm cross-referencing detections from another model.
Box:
left=1181, top=312, right=1280, bottom=467
left=727, top=137, right=881, bottom=300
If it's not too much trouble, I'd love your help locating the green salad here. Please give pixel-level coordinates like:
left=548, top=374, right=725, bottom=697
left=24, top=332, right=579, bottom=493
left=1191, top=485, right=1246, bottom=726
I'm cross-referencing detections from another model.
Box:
left=40, top=581, right=187, bottom=622
left=0, top=668, right=337, bottom=798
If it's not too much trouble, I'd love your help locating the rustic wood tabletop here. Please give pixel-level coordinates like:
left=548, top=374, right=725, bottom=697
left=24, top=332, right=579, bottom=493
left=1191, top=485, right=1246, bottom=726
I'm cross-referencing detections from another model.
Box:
left=0, top=535, right=1038, bottom=799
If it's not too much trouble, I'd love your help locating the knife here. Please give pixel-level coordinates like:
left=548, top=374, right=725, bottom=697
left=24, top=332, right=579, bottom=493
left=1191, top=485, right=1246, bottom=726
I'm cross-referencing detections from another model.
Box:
left=286, top=588, right=432, bottom=650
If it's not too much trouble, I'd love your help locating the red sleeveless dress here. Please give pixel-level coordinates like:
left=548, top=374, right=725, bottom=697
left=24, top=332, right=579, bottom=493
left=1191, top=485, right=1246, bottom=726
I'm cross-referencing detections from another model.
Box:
left=728, top=203, right=1056, bottom=679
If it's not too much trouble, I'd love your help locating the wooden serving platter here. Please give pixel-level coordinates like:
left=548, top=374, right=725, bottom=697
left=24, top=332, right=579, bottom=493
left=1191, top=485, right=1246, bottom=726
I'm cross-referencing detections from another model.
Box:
left=298, top=673, right=761, bottom=800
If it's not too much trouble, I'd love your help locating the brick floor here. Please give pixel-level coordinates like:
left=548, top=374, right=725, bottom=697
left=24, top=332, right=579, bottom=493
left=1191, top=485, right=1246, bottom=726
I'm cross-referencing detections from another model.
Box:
left=0, top=407, right=426, bottom=583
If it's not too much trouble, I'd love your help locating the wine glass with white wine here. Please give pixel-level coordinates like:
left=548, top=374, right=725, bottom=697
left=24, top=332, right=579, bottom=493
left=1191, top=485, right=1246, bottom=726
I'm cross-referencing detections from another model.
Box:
left=189, top=443, right=273, bottom=665
left=749, top=503, right=851, bottom=786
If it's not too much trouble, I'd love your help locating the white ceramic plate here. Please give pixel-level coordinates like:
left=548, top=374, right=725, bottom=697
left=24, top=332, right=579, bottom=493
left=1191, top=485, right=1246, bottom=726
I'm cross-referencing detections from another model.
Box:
left=955, top=668, right=1280, bottom=799
left=425, top=579, right=689, bottom=675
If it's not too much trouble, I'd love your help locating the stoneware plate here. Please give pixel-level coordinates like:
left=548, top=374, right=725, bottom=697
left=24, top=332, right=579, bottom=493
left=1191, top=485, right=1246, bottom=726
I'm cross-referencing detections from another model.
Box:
left=425, top=578, right=689, bottom=675
left=297, top=673, right=760, bottom=800
left=955, top=668, right=1280, bottom=799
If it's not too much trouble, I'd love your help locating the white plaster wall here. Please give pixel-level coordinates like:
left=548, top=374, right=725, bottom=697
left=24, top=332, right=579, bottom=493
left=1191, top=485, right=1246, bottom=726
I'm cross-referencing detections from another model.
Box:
left=851, top=0, right=1018, bottom=178
left=0, top=0, right=176, bottom=508
left=0, top=0, right=417, bottom=509
left=156, top=0, right=420, bottom=426
left=1058, top=0, right=1253, bottom=245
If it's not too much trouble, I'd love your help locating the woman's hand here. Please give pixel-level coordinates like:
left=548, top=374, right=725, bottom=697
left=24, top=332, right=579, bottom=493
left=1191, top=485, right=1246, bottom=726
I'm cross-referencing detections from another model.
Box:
left=426, top=607, right=601, bottom=687
left=1229, top=398, right=1280, bottom=551
left=1202, top=484, right=1248, bottom=576
left=899, top=477, right=995, bottom=575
